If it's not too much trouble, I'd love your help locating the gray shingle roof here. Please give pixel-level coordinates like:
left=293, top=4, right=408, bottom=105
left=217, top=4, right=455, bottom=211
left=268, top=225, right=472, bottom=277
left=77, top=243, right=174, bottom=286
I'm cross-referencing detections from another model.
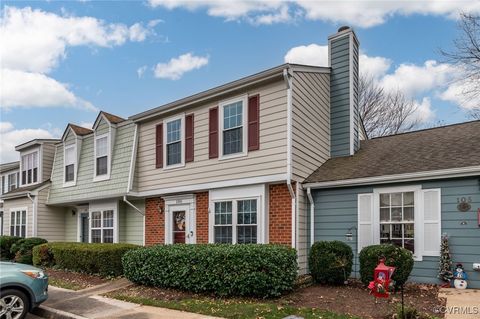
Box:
left=305, top=120, right=480, bottom=183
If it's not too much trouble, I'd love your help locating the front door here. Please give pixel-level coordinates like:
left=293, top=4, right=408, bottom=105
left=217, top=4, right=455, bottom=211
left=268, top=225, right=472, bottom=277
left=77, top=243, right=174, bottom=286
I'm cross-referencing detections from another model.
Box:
left=168, top=204, right=195, bottom=244
left=80, top=213, right=89, bottom=243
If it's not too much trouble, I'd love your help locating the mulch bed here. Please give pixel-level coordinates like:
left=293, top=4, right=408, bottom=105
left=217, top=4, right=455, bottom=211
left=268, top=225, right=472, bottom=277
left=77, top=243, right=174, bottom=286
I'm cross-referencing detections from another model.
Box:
left=108, top=281, right=445, bottom=319
left=45, top=268, right=108, bottom=290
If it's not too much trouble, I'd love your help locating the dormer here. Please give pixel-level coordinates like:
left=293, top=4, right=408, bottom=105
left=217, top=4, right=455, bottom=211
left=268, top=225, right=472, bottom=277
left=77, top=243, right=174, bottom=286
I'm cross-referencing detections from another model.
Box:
left=91, top=111, right=125, bottom=182
left=61, top=124, right=93, bottom=187
left=15, top=139, right=60, bottom=187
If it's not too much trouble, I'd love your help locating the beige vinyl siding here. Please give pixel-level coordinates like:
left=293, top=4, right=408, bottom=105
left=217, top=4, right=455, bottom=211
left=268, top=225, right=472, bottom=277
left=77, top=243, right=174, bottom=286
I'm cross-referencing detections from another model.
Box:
left=36, top=187, right=65, bottom=241
left=359, top=123, right=367, bottom=141
left=119, top=200, right=144, bottom=245
left=48, top=122, right=134, bottom=205
left=136, top=80, right=288, bottom=193
left=64, top=209, right=77, bottom=241
left=64, top=130, right=76, bottom=146
left=96, top=118, right=110, bottom=136
left=291, top=71, right=330, bottom=182
left=297, top=186, right=308, bottom=274
left=42, top=143, right=56, bottom=181
left=2, top=197, right=33, bottom=237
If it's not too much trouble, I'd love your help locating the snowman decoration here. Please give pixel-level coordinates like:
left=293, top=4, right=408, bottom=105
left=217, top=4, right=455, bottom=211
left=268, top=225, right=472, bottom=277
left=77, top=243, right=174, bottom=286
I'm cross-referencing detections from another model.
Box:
left=453, top=263, right=468, bottom=289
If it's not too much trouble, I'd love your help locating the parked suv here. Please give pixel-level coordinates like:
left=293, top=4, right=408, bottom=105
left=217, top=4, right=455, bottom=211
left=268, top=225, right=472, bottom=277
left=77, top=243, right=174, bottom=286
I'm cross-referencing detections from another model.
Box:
left=0, top=262, right=48, bottom=319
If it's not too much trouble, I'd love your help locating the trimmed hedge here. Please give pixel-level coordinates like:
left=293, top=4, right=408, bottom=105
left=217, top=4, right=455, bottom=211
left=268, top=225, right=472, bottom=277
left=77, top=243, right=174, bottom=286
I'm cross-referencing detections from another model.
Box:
left=359, top=244, right=414, bottom=287
left=33, top=242, right=139, bottom=277
left=309, top=241, right=353, bottom=284
left=0, top=236, right=22, bottom=260
left=122, top=244, right=298, bottom=298
left=11, top=237, right=48, bottom=264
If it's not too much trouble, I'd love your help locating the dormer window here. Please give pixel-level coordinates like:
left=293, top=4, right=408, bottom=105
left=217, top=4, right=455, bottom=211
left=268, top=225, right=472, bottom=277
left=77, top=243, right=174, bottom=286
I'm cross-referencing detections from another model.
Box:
left=21, top=151, right=38, bottom=185
left=94, top=134, right=109, bottom=179
left=64, top=144, right=76, bottom=184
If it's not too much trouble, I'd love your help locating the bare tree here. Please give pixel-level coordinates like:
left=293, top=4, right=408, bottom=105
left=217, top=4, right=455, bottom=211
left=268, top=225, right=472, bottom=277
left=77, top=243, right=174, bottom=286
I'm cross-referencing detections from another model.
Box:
left=440, top=13, right=480, bottom=118
left=359, top=75, right=420, bottom=137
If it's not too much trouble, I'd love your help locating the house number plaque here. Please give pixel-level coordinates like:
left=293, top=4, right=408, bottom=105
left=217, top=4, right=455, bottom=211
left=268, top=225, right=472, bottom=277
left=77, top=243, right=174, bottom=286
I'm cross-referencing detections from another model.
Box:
left=457, top=197, right=472, bottom=212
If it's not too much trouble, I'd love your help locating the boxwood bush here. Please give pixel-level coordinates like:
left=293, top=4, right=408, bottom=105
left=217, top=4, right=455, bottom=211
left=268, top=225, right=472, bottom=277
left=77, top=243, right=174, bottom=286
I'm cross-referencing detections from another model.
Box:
left=11, top=237, right=48, bottom=265
left=0, top=236, right=22, bottom=260
left=122, top=244, right=298, bottom=298
left=309, top=241, right=353, bottom=284
left=33, top=242, right=138, bottom=277
left=359, top=244, right=414, bottom=287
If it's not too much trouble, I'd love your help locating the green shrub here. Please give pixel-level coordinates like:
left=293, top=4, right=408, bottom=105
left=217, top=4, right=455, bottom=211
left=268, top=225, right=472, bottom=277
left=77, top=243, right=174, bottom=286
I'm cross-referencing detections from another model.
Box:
left=359, top=244, right=414, bottom=287
left=122, top=244, right=298, bottom=298
left=0, top=236, right=22, bottom=260
left=9, top=237, right=48, bottom=264
left=309, top=241, right=353, bottom=284
left=32, top=242, right=139, bottom=277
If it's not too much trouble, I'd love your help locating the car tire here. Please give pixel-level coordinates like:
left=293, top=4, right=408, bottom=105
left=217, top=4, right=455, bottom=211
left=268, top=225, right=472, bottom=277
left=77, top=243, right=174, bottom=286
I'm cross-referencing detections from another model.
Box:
left=0, top=288, right=30, bottom=319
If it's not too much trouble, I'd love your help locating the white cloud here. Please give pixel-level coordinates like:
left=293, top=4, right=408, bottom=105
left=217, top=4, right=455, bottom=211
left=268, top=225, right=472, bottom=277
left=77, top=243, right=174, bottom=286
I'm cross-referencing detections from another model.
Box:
left=0, top=6, right=157, bottom=111
left=154, top=53, right=209, bottom=80
left=148, top=0, right=480, bottom=27
left=412, top=97, right=435, bottom=123
left=0, top=122, right=58, bottom=163
left=359, top=54, right=391, bottom=80
left=137, top=65, right=148, bottom=78
left=439, top=80, right=480, bottom=110
left=284, top=44, right=328, bottom=66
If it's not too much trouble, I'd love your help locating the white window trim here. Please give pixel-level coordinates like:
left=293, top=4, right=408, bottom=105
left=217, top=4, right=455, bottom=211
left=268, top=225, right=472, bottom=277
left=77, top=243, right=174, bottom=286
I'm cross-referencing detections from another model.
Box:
left=88, top=201, right=118, bottom=243
left=163, top=114, right=185, bottom=170
left=63, top=144, right=77, bottom=187
left=9, top=207, right=28, bottom=238
left=218, top=95, right=248, bottom=160
left=373, top=185, right=423, bottom=261
left=7, top=172, right=18, bottom=192
left=93, top=133, right=111, bottom=182
left=20, top=147, right=41, bottom=187
left=164, top=194, right=196, bottom=244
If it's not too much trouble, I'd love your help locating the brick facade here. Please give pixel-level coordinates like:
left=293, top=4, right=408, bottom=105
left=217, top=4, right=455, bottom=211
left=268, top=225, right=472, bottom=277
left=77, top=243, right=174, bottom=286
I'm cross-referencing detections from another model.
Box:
left=145, top=197, right=165, bottom=246
left=195, top=192, right=209, bottom=243
left=268, top=183, right=293, bottom=245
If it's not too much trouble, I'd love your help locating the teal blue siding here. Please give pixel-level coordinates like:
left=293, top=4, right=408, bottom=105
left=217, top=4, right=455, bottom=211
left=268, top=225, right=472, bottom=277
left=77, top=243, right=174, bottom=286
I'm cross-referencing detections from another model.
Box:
left=310, top=177, right=480, bottom=288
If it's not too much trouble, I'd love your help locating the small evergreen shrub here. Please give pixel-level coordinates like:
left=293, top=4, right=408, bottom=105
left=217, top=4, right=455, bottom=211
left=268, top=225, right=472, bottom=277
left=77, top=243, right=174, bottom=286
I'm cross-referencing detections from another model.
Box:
left=33, top=242, right=138, bottom=277
left=0, top=236, right=22, bottom=260
left=10, top=237, right=48, bottom=264
left=309, top=241, right=353, bottom=284
left=122, top=244, right=298, bottom=298
left=359, top=244, right=414, bottom=287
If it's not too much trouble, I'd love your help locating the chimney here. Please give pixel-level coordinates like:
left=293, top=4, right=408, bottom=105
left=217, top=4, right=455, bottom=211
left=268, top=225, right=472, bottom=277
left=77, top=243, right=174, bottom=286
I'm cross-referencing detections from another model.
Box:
left=328, top=26, right=360, bottom=157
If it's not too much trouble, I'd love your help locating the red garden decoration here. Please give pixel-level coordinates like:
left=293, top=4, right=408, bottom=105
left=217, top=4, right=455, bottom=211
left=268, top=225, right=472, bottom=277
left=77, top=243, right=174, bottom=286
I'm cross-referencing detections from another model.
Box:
left=368, top=258, right=396, bottom=299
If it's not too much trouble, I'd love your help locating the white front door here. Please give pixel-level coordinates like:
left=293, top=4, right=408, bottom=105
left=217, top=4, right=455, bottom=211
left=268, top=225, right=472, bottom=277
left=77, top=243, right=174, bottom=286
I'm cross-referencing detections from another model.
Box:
left=166, top=203, right=195, bottom=244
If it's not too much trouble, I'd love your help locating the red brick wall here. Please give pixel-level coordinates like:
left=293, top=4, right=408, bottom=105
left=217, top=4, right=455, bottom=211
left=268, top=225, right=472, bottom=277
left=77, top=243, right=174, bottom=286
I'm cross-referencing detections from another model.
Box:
left=269, top=183, right=293, bottom=246
left=196, top=192, right=209, bottom=243
left=145, top=197, right=165, bottom=246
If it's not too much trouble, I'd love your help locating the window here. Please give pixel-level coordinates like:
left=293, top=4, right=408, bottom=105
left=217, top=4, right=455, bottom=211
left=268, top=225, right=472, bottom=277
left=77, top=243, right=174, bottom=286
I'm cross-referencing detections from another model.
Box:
left=379, top=192, right=415, bottom=253
left=90, top=210, right=114, bottom=243
left=166, top=118, right=182, bottom=166
left=222, top=101, right=243, bottom=156
left=64, top=145, right=75, bottom=183
left=10, top=210, right=26, bottom=237
left=8, top=173, right=17, bottom=192
left=21, top=151, right=38, bottom=185
left=214, top=199, right=257, bottom=244
left=95, top=135, right=108, bottom=177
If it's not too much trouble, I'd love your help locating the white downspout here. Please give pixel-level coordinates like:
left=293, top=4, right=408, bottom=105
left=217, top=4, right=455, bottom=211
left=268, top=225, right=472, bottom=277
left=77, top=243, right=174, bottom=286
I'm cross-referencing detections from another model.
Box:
left=307, top=187, right=314, bottom=246
left=283, top=68, right=296, bottom=249
left=123, top=196, right=144, bottom=216
left=27, top=192, right=36, bottom=237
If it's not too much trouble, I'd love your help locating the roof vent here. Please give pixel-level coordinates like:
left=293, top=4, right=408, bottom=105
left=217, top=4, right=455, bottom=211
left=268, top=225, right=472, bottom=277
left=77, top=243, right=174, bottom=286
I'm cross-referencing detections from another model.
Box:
left=338, top=26, right=350, bottom=32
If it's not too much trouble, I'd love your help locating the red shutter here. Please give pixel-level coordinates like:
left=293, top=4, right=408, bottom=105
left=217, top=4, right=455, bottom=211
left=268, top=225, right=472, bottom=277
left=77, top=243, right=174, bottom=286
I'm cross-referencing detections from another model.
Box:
left=155, top=123, right=163, bottom=168
left=209, top=107, right=219, bottom=159
left=185, top=114, right=194, bottom=162
left=248, top=94, right=260, bottom=151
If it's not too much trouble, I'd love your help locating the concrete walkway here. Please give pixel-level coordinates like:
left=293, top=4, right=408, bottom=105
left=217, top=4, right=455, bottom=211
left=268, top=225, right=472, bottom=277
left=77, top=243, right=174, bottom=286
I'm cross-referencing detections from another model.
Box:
left=439, top=288, right=480, bottom=319
left=33, top=279, right=218, bottom=319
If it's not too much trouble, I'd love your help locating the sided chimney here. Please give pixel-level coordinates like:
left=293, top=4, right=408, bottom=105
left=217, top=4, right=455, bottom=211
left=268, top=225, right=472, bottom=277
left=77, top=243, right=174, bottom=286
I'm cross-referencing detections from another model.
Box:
left=328, top=26, right=360, bottom=157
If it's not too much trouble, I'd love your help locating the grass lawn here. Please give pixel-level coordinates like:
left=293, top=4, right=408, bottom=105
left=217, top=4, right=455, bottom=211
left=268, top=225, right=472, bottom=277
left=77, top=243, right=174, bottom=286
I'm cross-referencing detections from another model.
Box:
left=107, top=293, right=360, bottom=319
left=48, top=277, right=85, bottom=291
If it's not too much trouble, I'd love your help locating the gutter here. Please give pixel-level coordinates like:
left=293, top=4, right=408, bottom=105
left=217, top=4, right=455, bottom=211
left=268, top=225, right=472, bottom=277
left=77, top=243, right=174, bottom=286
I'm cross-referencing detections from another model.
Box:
left=283, top=68, right=296, bottom=249
left=307, top=187, right=314, bottom=246
left=123, top=196, right=144, bottom=216
left=26, top=192, right=36, bottom=236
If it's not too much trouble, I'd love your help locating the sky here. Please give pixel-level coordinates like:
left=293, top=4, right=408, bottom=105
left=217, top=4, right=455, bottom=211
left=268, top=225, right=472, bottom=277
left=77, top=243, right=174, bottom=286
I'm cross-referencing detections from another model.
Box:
left=1, top=0, right=480, bottom=163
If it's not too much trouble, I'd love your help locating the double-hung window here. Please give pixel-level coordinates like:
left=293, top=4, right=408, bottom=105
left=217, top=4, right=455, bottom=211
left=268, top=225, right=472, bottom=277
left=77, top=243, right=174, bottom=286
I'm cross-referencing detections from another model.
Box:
left=220, top=97, right=246, bottom=158
left=64, top=145, right=76, bottom=183
left=91, top=210, right=114, bottom=243
left=21, top=151, right=38, bottom=185
left=95, top=135, right=108, bottom=177
left=10, top=210, right=26, bottom=237
left=165, top=118, right=182, bottom=167
left=7, top=173, right=17, bottom=192
left=214, top=199, right=258, bottom=244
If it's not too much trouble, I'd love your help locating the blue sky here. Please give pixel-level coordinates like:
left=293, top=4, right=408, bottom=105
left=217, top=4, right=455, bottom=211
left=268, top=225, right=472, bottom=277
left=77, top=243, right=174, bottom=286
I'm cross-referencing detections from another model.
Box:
left=1, top=1, right=479, bottom=162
